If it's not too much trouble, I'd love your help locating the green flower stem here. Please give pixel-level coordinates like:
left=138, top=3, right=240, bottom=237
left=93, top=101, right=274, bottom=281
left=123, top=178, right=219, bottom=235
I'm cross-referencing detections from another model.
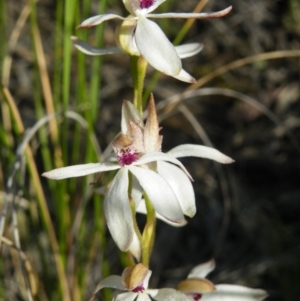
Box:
left=130, top=55, right=148, bottom=113
left=141, top=193, right=156, bottom=267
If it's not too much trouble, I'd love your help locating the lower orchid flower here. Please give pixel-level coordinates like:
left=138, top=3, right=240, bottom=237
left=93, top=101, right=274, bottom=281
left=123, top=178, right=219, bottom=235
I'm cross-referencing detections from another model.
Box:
left=87, top=263, right=191, bottom=301
left=177, top=260, right=268, bottom=301
left=42, top=95, right=233, bottom=253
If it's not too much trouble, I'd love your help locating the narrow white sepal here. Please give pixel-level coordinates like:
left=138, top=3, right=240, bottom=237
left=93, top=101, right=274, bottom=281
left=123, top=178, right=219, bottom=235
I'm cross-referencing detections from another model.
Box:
left=42, top=163, right=120, bottom=180
left=104, top=168, right=134, bottom=251
left=188, top=259, right=216, bottom=279
left=150, top=288, right=192, bottom=301
left=128, top=231, right=141, bottom=261
left=168, top=144, right=234, bottom=164
left=115, top=292, right=141, bottom=301
left=77, top=14, right=126, bottom=28
left=201, top=285, right=268, bottom=301
left=88, top=275, right=125, bottom=301
left=131, top=175, right=143, bottom=208
left=175, top=43, right=203, bottom=59
left=71, top=36, right=121, bottom=56
left=128, top=166, right=185, bottom=223
left=172, top=69, right=196, bottom=84
left=147, top=7, right=232, bottom=19
left=135, top=17, right=182, bottom=76
left=136, top=200, right=187, bottom=227
left=134, top=152, right=193, bottom=180
left=157, top=161, right=196, bottom=218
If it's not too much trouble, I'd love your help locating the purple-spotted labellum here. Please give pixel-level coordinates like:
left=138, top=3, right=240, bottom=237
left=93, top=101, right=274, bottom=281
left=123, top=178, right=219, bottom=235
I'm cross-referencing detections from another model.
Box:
left=42, top=95, right=234, bottom=255
left=139, top=0, right=154, bottom=9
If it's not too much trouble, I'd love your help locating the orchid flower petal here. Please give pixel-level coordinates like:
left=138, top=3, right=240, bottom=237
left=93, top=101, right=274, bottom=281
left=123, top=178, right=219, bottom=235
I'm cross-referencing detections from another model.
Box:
left=42, top=163, right=120, bottom=180
left=171, top=69, right=196, bottom=84
left=131, top=175, right=143, bottom=208
left=128, top=166, right=185, bottom=223
left=136, top=294, right=152, bottom=301
left=188, top=259, right=216, bottom=279
left=77, top=14, right=126, bottom=28
left=123, top=0, right=167, bottom=16
left=104, top=168, right=134, bottom=251
left=128, top=230, right=141, bottom=261
left=135, top=17, right=182, bottom=76
left=71, top=36, right=121, bottom=56
left=168, top=144, right=234, bottom=164
left=201, top=285, right=268, bottom=301
left=87, top=275, right=125, bottom=301
left=150, top=288, right=192, bottom=301
left=136, top=199, right=187, bottom=227
left=157, top=161, right=196, bottom=218
left=134, top=152, right=193, bottom=180
left=121, top=100, right=144, bottom=134
left=115, top=292, right=138, bottom=301
left=147, top=6, right=232, bottom=19
left=175, top=43, right=203, bottom=59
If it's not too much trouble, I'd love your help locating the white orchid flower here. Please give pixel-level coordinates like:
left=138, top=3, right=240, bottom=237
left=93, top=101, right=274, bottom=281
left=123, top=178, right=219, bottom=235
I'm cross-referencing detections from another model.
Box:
left=72, top=1, right=232, bottom=83
left=42, top=95, right=233, bottom=252
left=177, top=260, right=268, bottom=301
left=87, top=263, right=191, bottom=301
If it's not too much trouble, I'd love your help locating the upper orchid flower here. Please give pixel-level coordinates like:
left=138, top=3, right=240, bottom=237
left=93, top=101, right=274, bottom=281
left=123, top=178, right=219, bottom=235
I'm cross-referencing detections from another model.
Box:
left=42, top=95, right=233, bottom=252
left=177, top=260, right=268, bottom=301
left=72, top=1, right=232, bottom=83
left=87, top=263, right=191, bottom=301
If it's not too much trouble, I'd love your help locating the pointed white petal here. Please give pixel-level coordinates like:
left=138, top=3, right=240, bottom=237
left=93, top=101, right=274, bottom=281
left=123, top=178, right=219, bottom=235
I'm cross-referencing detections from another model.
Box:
left=128, top=166, right=185, bottom=223
left=115, top=292, right=137, bottom=301
left=175, top=43, right=203, bottom=59
left=131, top=175, right=143, bottom=208
left=128, top=231, right=141, bottom=261
left=147, top=7, right=232, bottom=19
left=77, top=14, right=126, bottom=28
left=104, top=168, right=134, bottom=251
left=88, top=275, right=125, bottom=301
left=71, top=36, right=121, bottom=56
left=136, top=200, right=187, bottom=227
left=121, top=100, right=144, bottom=134
left=135, top=17, right=181, bottom=76
left=134, top=152, right=193, bottom=180
left=123, top=0, right=167, bottom=15
left=172, top=69, right=196, bottom=83
left=157, top=161, right=196, bottom=218
left=188, top=260, right=215, bottom=279
left=145, top=289, right=159, bottom=297
left=149, top=289, right=192, bottom=301
left=201, top=285, right=268, bottom=301
left=168, top=144, right=234, bottom=164
left=96, top=275, right=125, bottom=290
left=42, top=163, right=120, bottom=179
